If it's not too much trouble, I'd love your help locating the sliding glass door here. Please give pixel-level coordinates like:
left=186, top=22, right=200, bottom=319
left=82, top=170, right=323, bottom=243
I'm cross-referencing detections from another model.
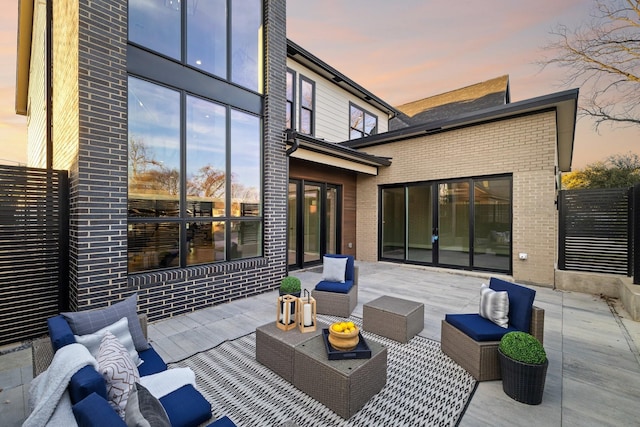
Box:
left=380, top=175, right=512, bottom=274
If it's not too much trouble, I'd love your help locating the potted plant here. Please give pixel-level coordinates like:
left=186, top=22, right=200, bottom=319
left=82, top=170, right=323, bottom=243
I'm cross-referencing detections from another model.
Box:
left=498, top=331, right=548, bottom=405
left=279, top=276, right=301, bottom=297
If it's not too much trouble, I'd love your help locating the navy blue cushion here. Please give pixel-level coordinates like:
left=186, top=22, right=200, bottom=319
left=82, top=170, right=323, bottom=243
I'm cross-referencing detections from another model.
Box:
left=323, top=254, right=355, bottom=281
left=72, top=392, right=127, bottom=427
left=69, top=365, right=108, bottom=404
left=445, top=314, right=518, bottom=341
left=315, top=279, right=354, bottom=294
left=137, top=346, right=168, bottom=376
left=160, top=384, right=212, bottom=427
left=47, top=315, right=76, bottom=352
left=207, top=416, right=237, bottom=427
left=489, top=277, right=536, bottom=332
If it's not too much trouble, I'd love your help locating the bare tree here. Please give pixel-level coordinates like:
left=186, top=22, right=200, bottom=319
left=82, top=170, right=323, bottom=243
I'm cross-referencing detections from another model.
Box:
left=541, top=0, right=640, bottom=129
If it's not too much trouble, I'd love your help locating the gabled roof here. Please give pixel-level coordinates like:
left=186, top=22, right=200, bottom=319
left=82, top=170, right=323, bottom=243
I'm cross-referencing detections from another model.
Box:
left=391, top=75, right=511, bottom=130
left=343, top=88, right=579, bottom=172
left=287, top=40, right=400, bottom=118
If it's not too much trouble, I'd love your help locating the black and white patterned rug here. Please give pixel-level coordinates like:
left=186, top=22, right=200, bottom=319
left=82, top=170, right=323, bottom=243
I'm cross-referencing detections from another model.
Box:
left=170, top=315, right=477, bottom=427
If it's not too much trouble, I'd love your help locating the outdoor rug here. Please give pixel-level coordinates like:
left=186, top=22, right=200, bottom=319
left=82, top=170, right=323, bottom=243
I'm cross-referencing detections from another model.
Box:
left=170, top=315, right=477, bottom=427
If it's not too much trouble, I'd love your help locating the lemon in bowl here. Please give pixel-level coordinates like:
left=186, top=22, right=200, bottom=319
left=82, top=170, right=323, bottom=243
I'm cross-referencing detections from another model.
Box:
left=328, top=321, right=360, bottom=351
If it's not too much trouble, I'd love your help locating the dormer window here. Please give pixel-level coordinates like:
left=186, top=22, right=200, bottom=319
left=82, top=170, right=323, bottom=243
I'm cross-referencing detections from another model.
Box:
left=350, top=103, right=377, bottom=139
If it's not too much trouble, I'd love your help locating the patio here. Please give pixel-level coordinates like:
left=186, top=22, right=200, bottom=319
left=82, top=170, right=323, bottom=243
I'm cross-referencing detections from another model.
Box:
left=2, top=262, right=640, bottom=426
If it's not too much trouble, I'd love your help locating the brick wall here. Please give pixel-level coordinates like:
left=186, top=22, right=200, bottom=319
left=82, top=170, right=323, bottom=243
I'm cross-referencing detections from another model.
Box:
left=50, top=0, right=287, bottom=318
left=357, top=112, right=558, bottom=286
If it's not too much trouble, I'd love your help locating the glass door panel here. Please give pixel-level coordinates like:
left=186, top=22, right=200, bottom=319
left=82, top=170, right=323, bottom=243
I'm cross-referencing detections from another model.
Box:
left=304, top=184, right=321, bottom=263
left=381, top=187, right=405, bottom=259
left=407, top=185, right=433, bottom=263
left=473, top=178, right=511, bottom=270
left=288, top=182, right=297, bottom=266
left=438, top=181, right=470, bottom=267
left=325, top=187, right=337, bottom=254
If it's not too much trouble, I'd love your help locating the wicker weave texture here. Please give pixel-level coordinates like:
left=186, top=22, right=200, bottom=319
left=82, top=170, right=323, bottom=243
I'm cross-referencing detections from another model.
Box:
left=31, top=313, right=149, bottom=377
left=313, top=283, right=358, bottom=318
left=440, top=305, right=545, bottom=382
left=255, top=322, right=323, bottom=383
left=363, top=296, right=424, bottom=343
left=293, top=334, right=387, bottom=419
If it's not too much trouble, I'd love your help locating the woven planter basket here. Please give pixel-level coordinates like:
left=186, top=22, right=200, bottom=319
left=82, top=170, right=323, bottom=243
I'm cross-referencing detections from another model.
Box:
left=498, top=348, right=548, bottom=405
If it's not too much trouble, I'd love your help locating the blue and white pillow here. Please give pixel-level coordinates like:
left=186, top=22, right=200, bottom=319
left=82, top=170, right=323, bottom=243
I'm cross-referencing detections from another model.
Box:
left=479, top=283, right=509, bottom=328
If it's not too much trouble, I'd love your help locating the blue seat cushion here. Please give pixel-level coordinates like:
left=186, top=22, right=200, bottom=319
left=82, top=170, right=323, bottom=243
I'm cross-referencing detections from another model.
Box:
left=445, top=314, right=518, bottom=342
left=489, top=277, right=536, bottom=332
left=160, top=384, right=212, bottom=427
left=315, top=279, right=354, bottom=294
left=138, top=346, right=168, bottom=376
left=72, top=392, right=127, bottom=427
left=207, top=416, right=237, bottom=427
left=48, top=315, right=76, bottom=352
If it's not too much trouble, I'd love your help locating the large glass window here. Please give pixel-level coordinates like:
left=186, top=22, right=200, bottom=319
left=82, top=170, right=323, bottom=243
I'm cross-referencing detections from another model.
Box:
left=129, top=0, right=263, bottom=93
left=128, top=76, right=262, bottom=273
left=349, top=103, right=378, bottom=139
left=381, top=187, right=405, bottom=260
left=300, top=76, right=315, bottom=135
left=473, top=177, right=512, bottom=271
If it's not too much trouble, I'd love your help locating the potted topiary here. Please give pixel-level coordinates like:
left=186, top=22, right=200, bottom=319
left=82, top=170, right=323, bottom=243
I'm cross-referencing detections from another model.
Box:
left=279, top=276, right=301, bottom=297
left=498, top=331, right=548, bottom=405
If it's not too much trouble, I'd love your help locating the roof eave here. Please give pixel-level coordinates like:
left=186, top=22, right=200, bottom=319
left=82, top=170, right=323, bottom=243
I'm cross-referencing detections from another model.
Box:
left=15, top=0, right=34, bottom=116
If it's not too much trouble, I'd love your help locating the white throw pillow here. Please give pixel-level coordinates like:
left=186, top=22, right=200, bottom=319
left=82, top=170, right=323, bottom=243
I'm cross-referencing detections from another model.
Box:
left=479, top=283, right=509, bottom=328
left=98, top=331, right=141, bottom=418
left=75, top=316, right=142, bottom=366
left=321, top=256, right=348, bottom=283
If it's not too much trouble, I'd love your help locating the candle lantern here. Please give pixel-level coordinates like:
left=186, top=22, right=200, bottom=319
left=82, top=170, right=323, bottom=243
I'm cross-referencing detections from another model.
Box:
left=296, top=289, right=317, bottom=333
left=276, top=294, right=297, bottom=331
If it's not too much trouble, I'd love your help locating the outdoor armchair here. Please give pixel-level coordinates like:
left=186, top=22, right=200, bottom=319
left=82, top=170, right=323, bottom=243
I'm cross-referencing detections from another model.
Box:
left=440, top=277, right=544, bottom=381
left=312, top=254, right=358, bottom=317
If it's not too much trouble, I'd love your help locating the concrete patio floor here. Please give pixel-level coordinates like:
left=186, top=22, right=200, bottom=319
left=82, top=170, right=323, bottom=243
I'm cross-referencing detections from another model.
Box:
left=2, top=262, right=639, bottom=426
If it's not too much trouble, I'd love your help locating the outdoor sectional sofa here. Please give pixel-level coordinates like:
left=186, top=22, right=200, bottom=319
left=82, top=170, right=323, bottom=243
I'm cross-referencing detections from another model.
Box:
left=30, top=294, right=234, bottom=427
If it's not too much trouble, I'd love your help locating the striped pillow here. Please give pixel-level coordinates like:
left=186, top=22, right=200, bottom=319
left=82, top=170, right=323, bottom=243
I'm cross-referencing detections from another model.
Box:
left=479, top=283, right=509, bottom=328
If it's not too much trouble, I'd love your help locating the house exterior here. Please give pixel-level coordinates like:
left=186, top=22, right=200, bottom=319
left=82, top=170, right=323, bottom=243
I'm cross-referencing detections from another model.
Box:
left=15, top=0, right=577, bottom=321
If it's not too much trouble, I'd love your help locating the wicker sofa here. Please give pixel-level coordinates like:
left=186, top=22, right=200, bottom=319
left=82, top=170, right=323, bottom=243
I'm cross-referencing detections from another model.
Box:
left=440, top=277, right=545, bottom=381
left=312, top=254, right=359, bottom=317
left=30, top=295, right=234, bottom=427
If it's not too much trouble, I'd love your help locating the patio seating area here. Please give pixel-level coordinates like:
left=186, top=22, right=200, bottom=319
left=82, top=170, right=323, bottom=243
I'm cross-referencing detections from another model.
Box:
left=2, top=262, right=640, bottom=426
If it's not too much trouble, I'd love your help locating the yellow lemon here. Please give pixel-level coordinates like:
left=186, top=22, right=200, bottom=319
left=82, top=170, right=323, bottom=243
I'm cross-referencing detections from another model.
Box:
left=332, top=323, right=343, bottom=332
left=346, top=321, right=355, bottom=329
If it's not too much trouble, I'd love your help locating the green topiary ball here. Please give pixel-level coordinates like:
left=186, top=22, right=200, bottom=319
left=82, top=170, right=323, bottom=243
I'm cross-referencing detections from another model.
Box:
left=280, top=276, right=301, bottom=294
left=499, top=331, right=547, bottom=365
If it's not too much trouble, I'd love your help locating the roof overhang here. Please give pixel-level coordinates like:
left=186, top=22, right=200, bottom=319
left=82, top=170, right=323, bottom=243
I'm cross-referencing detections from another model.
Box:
left=286, top=130, right=391, bottom=176
left=344, top=88, right=579, bottom=172
left=15, top=0, right=34, bottom=115
left=287, top=40, right=400, bottom=119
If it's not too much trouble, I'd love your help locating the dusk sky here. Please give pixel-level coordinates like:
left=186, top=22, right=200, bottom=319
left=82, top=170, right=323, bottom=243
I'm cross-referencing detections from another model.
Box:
left=1, top=0, right=638, bottom=168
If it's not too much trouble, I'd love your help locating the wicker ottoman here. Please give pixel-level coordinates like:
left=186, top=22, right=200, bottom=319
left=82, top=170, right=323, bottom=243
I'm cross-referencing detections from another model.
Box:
left=363, top=295, right=424, bottom=343
left=293, top=335, right=387, bottom=419
left=255, top=322, right=323, bottom=383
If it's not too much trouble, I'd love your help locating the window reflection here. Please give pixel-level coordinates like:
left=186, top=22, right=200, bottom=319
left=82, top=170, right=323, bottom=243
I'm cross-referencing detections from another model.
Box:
left=186, top=96, right=226, bottom=216
left=186, top=221, right=225, bottom=265
left=231, top=0, right=263, bottom=92
left=230, top=110, right=261, bottom=217
left=128, top=78, right=181, bottom=217
left=129, top=0, right=181, bottom=60
left=230, top=220, right=262, bottom=259
left=300, top=77, right=314, bottom=135
left=128, top=222, right=180, bottom=272
left=187, top=0, right=226, bottom=78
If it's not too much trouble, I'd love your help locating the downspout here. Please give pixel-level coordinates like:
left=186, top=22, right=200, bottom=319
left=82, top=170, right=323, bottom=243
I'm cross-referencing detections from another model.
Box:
left=46, top=0, right=52, bottom=169
left=285, top=129, right=299, bottom=156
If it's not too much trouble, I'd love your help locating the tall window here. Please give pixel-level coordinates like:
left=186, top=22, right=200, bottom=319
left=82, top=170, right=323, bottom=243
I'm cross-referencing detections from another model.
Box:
left=350, top=103, right=377, bottom=139
left=129, top=0, right=263, bottom=93
left=299, top=76, right=315, bottom=135
left=286, top=69, right=296, bottom=130
left=128, top=77, right=262, bottom=273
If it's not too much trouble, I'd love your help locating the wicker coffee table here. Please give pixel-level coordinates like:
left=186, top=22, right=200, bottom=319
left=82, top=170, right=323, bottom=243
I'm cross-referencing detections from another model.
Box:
left=293, top=334, right=387, bottom=419
left=363, top=295, right=424, bottom=343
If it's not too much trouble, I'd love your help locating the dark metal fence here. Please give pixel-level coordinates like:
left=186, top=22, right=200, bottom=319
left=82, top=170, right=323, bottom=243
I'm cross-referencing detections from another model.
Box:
left=0, top=165, right=68, bottom=346
left=558, top=187, right=632, bottom=275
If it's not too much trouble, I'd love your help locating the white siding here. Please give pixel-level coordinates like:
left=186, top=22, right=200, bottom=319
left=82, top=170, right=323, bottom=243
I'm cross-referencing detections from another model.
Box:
left=287, top=59, right=389, bottom=143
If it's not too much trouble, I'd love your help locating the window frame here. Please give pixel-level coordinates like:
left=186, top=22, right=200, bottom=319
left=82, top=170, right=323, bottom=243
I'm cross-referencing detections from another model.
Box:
left=286, top=68, right=297, bottom=130
left=299, top=75, right=315, bottom=136
left=349, top=102, right=378, bottom=140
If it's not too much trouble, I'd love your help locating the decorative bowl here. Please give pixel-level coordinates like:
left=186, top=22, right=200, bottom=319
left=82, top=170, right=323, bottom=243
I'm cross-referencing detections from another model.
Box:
left=327, top=321, right=360, bottom=351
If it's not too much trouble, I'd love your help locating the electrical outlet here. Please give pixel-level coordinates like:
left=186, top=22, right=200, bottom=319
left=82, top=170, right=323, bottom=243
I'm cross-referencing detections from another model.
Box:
left=519, top=253, right=528, bottom=260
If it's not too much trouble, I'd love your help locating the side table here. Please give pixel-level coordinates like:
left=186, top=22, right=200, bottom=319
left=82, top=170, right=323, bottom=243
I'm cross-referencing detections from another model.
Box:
left=363, top=295, right=424, bottom=343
